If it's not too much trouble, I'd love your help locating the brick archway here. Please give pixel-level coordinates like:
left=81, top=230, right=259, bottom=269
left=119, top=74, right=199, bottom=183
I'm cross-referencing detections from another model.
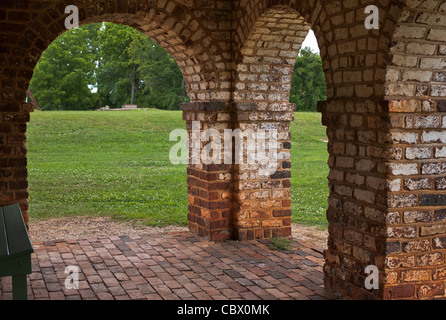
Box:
left=232, top=5, right=311, bottom=240
left=0, top=0, right=235, bottom=230
left=1, top=0, right=446, bottom=300
left=233, top=0, right=446, bottom=300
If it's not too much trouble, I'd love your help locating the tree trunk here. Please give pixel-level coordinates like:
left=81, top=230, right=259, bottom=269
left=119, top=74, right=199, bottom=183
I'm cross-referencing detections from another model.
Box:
left=129, top=65, right=138, bottom=105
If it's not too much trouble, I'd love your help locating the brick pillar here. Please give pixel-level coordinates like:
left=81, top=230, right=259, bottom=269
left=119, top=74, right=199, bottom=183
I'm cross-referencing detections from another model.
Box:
left=320, top=98, right=392, bottom=299
left=0, top=101, right=32, bottom=225
left=231, top=6, right=308, bottom=240
left=180, top=101, right=235, bottom=241
left=380, top=99, right=446, bottom=300
left=233, top=102, right=295, bottom=240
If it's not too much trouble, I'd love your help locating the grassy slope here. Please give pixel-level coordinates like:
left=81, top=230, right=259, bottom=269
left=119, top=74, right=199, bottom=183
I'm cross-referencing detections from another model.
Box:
left=27, top=110, right=329, bottom=228
left=289, top=113, right=329, bottom=227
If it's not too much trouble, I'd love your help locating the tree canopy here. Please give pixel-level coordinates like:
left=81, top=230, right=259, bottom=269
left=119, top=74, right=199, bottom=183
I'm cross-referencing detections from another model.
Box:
left=30, top=24, right=326, bottom=112
left=30, top=24, right=100, bottom=110
left=30, top=22, right=188, bottom=111
left=290, top=47, right=327, bottom=112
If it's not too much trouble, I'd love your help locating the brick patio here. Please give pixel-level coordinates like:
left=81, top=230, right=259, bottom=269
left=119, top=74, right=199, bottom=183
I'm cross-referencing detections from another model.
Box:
left=0, top=231, right=341, bottom=300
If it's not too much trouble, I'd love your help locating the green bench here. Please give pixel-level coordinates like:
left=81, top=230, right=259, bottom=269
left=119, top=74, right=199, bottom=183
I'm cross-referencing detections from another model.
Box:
left=0, top=204, right=33, bottom=300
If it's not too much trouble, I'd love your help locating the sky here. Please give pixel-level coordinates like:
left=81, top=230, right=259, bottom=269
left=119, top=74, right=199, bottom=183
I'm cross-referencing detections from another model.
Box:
left=301, top=29, right=320, bottom=54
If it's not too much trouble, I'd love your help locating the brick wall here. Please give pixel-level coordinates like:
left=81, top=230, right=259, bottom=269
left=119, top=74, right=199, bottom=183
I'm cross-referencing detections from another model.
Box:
left=1, top=0, right=446, bottom=299
left=381, top=0, right=446, bottom=300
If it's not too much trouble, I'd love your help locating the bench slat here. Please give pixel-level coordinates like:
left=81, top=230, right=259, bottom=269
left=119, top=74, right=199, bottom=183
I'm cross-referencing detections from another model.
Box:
left=0, top=208, right=9, bottom=258
left=2, top=204, right=33, bottom=258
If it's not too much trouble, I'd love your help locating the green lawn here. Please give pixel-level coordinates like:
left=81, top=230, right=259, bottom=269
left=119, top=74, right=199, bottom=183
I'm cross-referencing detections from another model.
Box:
left=27, top=110, right=329, bottom=228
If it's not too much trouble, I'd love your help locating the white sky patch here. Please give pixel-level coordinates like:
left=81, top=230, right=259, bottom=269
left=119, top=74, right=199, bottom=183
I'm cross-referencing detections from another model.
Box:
left=301, top=29, right=320, bottom=54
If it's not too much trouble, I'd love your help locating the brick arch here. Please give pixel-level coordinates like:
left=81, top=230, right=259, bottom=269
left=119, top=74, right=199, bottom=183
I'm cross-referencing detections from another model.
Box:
left=0, top=0, right=234, bottom=231
left=231, top=5, right=311, bottom=241
left=380, top=0, right=446, bottom=300
left=2, top=0, right=446, bottom=301
left=233, top=0, right=402, bottom=101
left=233, top=0, right=437, bottom=300
left=8, top=0, right=230, bottom=103
left=233, top=5, right=310, bottom=106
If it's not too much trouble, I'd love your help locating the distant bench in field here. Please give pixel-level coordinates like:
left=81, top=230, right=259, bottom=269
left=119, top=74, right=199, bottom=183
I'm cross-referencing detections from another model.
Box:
left=96, top=105, right=139, bottom=111
left=122, top=104, right=138, bottom=109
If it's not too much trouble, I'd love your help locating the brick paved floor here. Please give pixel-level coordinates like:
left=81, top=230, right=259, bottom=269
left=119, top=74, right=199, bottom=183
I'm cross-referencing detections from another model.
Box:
left=0, top=231, right=341, bottom=300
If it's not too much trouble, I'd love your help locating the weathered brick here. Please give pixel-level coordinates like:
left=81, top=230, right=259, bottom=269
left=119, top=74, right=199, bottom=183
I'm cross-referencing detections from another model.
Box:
left=383, top=285, right=415, bottom=300
left=405, top=147, right=431, bottom=160
left=433, top=267, right=446, bottom=280
left=422, top=131, right=446, bottom=144
left=420, top=58, right=446, bottom=69
left=418, top=284, right=445, bottom=299
left=417, top=252, right=444, bottom=267
left=400, top=270, right=430, bottom=283
left=434, top=177, right=446, bottom=190
left=402, top=240, right=431, bottom=253
left=403, top=211, right=432, bottom=223
left=422, top=163, right=446, bottom=175
left=385, top=256, right=415, bottom=269
left=435, top=147, right=446, bottom=159
left=386, top=241, right=401, bottom=254
left=433, top=237, right=446, bottom=249
left=420, top=224, right=446, bottom=236
left=434, top=209, right=446, bottom=222
left=387, top=194, right=418, bottom=208
left=404, top=178, right=431, bottom=191
left=419, top=194, right=446, bottom=206
left=388, top=163, right=418, bottom=176
left=387, top=226, right=417, bottom=239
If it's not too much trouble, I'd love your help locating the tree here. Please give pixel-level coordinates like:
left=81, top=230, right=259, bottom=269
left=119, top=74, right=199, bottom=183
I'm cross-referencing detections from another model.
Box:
left=30, top=24, right=100, bottom=110
left=96, top=22, right=145, bottom=108
left=30, top=22, right=189, bottom=111
left=129, top=34, right=188, bottom=110
left=94, top=23, right=188, bottom=110
left=290, top=47, right=327, bottom=112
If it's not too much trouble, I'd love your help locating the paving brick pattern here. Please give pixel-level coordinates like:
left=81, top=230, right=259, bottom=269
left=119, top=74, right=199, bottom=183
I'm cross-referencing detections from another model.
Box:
left=0, top=232, right=340, bottom=300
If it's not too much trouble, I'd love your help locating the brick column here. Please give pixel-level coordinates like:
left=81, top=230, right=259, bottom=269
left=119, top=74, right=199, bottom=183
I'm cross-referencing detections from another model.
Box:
left=180, top=101, right=235, bottom=241
left=231, top=6, right=308, bottom=240
left=233, top=102, right=295, bottom=240
left=0, top=101, right=32, bottom=225
left=320, top=98, right=392, bottom=299
left=380, top=99, right=446, bottom=299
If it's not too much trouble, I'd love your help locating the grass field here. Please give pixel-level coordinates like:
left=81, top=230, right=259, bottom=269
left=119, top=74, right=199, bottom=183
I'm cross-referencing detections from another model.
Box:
left=27, top=110, right=329, bottom=228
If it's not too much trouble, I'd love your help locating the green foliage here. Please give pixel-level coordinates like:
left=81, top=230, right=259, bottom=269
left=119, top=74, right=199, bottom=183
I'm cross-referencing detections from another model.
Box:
left=30, top=24, right=101, bottom=110
left=31, top=24, right=326, bottom=112
left=267, top=237, right=293, bottom=251
left=290, top=47, right=327, bottom=112
left=31, top=23, right=188, bottom=111
left=129, top=33, right=188, bottom=110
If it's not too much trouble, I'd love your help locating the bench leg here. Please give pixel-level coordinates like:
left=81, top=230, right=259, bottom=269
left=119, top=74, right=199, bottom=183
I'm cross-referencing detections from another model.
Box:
left=12, top=274, right=28, bottom=300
